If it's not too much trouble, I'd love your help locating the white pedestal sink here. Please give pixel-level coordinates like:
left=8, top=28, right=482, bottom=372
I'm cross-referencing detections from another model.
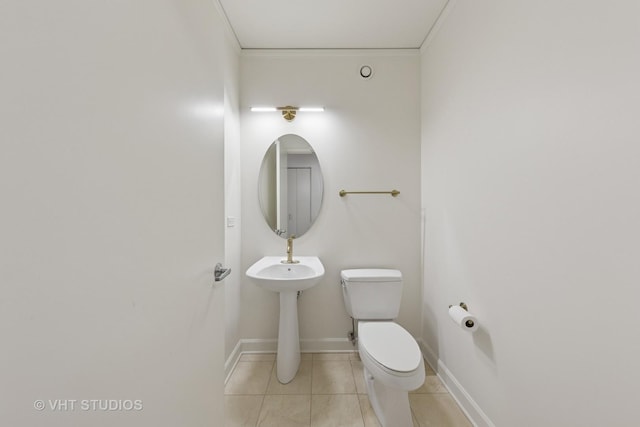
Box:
left=246, top=256, right=324, bottom=383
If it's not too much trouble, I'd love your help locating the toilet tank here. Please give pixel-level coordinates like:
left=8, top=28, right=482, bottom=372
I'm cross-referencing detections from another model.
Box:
left=341, top=269, right=403, bottom=320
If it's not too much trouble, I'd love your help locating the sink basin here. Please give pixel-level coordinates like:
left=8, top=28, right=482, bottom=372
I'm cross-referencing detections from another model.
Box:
left=246, top=255, right=324, bottom=384
left=246, top=256, right=325, bottom=292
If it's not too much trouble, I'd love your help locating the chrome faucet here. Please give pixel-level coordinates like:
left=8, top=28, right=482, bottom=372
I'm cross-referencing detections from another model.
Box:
left=282, top=235, right=300, bottom=264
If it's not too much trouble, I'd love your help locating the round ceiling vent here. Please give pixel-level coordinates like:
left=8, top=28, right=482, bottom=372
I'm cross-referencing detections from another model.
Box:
left=359, top=65, right=373, bottom=80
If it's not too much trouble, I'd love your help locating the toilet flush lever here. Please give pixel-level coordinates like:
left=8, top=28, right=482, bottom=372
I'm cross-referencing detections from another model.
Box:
left=214, top=263, right=231, bottom=282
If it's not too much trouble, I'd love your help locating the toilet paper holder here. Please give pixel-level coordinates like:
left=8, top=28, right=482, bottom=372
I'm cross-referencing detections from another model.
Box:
left=449, top=302, right=468, bottom=311
left=449, top=302, right=475, bottom=329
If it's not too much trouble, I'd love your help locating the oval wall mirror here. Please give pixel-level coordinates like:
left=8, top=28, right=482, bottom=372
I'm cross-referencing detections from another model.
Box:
left=258, top=134, right=324, bottom=239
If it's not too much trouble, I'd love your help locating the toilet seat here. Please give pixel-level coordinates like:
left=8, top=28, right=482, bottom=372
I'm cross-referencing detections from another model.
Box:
left=358, top=322, right=422, bottom=374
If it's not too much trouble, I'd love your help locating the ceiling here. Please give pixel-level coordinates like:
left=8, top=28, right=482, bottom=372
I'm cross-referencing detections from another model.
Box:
left=217, top=0, right=449, bottom=49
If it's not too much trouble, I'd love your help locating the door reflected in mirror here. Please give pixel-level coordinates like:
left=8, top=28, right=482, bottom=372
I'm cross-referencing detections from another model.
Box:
left=258, top=134, right=324, bottom=239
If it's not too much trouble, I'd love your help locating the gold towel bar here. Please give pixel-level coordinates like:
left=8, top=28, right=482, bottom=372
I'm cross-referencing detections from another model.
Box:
left=339, top=189, right=400, bottom=197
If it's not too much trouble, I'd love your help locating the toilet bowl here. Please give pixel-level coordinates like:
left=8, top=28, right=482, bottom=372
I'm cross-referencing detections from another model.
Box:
left=341, top=269, right=425, bottom=427
left=358, top=321, right=425, bottom=427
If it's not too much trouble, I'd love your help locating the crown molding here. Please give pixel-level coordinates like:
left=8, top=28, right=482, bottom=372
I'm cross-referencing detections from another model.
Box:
left=211, top=0, right=241, bottom=53
left=420, top=0, right=457, bottom=53
left=240, top=48, right=420, bottom=58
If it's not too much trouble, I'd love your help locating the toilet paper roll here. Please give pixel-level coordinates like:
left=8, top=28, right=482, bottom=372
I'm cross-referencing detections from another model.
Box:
left=448, top=305, right=479, bottom=332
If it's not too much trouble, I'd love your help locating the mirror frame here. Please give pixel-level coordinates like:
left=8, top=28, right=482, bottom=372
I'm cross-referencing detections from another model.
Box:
left=257, top=134, right=324, bottom=239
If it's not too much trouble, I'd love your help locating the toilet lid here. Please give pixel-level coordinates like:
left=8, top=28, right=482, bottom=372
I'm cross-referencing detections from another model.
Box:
left=358, top=322, right=421, bottom=373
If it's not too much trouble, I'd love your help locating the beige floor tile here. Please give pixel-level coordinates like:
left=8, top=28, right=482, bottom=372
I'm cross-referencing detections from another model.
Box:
left=349, top=352, right=361, bottom=361
left=424, top=361, right=436, bottom=376
left=409, top=394, right=472, bottom=427
left=224, top=353, right=470, bottom=427
left=257, top=395, right=311, bottom=427
left=313, top=352, right=351, bottom=361
left=225, top=395, right=263, bottom=427
left=311, top=394, right=364, bottom=427
left=225, top=361, right=274, bottom=395
left=359, top=394, right=419, bottom=427
left=412, top=411, right=420, bottom=427
left=267, top=360, right=312, bottom=395
left=410, top=375, right=448, bottom=394
left=350, top=360, right=367, bottom=394
left=240, top=353, right=277, bottom=362
left=312, top=360, right=357, bottom=394
left=357, top=395, right=381, bottom=427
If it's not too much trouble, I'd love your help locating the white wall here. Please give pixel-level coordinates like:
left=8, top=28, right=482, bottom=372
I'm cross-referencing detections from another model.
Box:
left=420, top=1, right=640, bottom=426
left=239, top=51, right=422, bottom=351
left=0, top=1, right=232, bottom=425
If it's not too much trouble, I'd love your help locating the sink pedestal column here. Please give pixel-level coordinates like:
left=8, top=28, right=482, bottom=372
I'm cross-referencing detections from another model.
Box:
left=276, top=291, right=301, bottom=384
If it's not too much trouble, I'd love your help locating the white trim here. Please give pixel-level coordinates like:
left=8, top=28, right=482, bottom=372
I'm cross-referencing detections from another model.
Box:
left=417, top=339, right=496, bottom=427
left=224, top=340, right=243, bottom=384
left=241, top=48, right=420, bottom=58
left=437, top=361, right=495, bottom=427
left=224, top=338, right=357, bottom=383
left=419, top=0, right=458, bottom=53
left=211, top=0, right=241, bottom=53
left=416, top=338, right=439, bottom=373
left=300, top=337, right=355, bottom=352
left=239, top=338, right=278, bottom=353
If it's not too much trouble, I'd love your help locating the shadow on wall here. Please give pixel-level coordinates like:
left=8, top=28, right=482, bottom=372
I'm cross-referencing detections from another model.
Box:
left=472, top=326, right=495, bottom=367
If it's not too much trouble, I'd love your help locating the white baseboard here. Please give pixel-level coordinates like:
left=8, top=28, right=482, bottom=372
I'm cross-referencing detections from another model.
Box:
left=224, top=340, right=243, bottom=384
left=238, top=338, right=278, bottom=353
left=417, top=339, right=496, bottom=427
left=416, top=337, right=439, bottom=373
left=300, top=337, right=355, bottom=352
left=225, top=338, right=356, bottom=383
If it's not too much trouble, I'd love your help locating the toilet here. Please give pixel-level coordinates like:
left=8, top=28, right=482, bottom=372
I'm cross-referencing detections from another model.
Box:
left=341, top=269, right=425, bottom=427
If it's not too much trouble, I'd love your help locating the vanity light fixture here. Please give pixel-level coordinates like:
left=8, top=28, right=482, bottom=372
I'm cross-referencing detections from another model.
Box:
left=250, top=106, right=324, bottom=122
left=250, top=107, right=277, bottom=112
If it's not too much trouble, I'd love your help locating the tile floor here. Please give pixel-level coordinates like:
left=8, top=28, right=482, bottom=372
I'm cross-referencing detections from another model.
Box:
left=224, top=352, right=472, bottom=427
